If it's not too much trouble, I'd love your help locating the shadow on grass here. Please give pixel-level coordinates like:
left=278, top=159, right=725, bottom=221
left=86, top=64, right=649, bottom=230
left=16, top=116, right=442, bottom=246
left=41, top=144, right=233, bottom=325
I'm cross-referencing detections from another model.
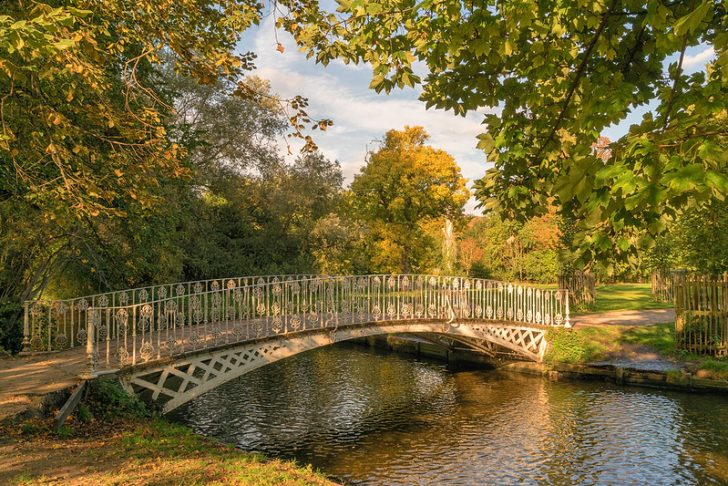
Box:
left=620, top=322, right=676, bottom=355
left=587, top=283, right=673, bottom=313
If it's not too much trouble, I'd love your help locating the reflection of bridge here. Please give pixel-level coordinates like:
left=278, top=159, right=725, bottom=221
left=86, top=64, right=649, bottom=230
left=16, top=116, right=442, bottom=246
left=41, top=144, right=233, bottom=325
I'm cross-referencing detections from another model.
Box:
left=23, top=275, right=570, bottom=412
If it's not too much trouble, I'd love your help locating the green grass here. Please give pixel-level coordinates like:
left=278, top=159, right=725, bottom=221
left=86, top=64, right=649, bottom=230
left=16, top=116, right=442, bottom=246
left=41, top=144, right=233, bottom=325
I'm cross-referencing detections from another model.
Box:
left=9, top=473, right=36, bottom=485
left=620, top=322, right=676, bottom=355
left=545, top=321, right=728, bottom=381
left=547, top=322, right=680, bottom=365
left=3, top=418, right=333, bottom=485
left=697, top=359, right=728, bottom=380
left=589, top=283, right=673, bottom=313
left=114, top=419, right=331, bottom=484
left=545, top=326, right=620, bottom=363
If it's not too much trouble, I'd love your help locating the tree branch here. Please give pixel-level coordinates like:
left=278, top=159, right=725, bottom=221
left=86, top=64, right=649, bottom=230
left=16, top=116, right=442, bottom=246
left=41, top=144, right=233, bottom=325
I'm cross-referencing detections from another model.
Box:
left=662, top=35, right=688, bottom=129
left=534, top=0, right=618, bottom=161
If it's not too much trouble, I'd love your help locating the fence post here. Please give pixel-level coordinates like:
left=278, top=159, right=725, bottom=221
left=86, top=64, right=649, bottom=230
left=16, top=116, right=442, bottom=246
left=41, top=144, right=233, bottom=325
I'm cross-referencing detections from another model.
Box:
left=80, top=310, right=97, bottom=379
left=564, top=290, right=572, bottom=328
left=21, top=301, right=31, bottom=353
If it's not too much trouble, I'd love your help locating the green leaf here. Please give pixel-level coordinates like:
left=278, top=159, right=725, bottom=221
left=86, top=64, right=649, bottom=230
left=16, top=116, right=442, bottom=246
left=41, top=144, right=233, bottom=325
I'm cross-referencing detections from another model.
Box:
left=365, top=3, right=382, bottom=15
left=476, top=133, right=495, bottom=152
left=368, top=74, right=385, bottom=91
left=673, top=1, right=710, bottom=36
left=504, top=40, right=513, bottom=56
left=53, top=38, right=75, bottom=50
left=665, top=164, right=704, bottom=193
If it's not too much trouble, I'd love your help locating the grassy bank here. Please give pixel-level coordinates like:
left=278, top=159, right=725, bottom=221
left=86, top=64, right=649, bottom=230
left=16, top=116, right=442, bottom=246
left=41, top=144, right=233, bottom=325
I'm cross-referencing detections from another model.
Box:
left=545, top=322, right=728, bottom=380
left=0, top=379, right=334, bottom=486
left=0, top=418, right=334, bottom=486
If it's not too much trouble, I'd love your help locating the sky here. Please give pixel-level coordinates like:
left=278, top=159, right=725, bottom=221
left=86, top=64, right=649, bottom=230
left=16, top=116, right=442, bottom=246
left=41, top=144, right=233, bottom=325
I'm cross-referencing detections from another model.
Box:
left=239, top=15, right=715, bottom=214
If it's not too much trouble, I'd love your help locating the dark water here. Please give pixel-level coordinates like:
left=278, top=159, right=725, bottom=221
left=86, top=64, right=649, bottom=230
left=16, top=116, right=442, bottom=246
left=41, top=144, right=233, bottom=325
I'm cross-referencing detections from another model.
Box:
left=171, top=344, right=728, bottom=485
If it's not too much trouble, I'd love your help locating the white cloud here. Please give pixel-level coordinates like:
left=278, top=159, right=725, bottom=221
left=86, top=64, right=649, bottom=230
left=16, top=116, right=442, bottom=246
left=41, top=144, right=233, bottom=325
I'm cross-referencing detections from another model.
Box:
left=683, top=46, right=715, bottom=68
left=243, top=17, right=490, bottom=213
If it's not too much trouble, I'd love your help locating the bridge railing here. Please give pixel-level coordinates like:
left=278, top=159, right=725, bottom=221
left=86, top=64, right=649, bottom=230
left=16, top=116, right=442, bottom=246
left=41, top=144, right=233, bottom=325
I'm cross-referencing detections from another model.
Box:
left=48, top=275, right=570, bottom=375
left=21, top=274, right=317, bottom=353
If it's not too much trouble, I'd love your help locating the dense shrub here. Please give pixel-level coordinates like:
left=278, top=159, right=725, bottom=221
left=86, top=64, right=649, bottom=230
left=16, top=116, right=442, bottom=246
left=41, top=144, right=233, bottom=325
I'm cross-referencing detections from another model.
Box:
left=84, top=378, right=149, bottom=420
left=0, top=301, right=22, bottom=354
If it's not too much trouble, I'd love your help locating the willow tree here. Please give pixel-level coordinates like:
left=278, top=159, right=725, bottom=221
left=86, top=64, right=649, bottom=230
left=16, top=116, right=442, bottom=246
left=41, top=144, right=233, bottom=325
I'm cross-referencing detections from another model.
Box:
left=279, top=0, right=727, bottom=270
left=351, top=126, right=469, bottom=273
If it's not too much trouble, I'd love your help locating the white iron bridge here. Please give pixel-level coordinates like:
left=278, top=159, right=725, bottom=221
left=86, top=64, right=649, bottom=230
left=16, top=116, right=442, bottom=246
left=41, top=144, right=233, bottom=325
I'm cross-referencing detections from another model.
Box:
left=23, top=274, right=571, bottom=412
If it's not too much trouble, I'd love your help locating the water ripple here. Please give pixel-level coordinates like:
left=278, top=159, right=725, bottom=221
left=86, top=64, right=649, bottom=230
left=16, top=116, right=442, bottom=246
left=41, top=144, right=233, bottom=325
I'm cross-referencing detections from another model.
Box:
left=171, top=344, right=728, bottom=485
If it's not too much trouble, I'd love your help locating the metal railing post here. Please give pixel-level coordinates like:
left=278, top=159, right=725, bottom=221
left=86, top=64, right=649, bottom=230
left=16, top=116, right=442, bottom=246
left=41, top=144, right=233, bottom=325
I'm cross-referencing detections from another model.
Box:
left=80, top=310, right=97, bottom=379
left=21, top=301, right=31, bottom=353
left=564, top=290, right=572, bottom=328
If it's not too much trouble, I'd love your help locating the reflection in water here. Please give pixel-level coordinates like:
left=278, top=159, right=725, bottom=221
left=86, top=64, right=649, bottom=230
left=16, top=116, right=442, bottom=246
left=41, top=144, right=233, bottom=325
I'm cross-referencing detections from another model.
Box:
left=171, top=344, right=728, bottom=485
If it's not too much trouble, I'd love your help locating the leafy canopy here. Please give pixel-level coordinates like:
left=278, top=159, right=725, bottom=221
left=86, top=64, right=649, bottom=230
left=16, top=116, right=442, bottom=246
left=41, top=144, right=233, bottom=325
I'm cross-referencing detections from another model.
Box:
left=1, top=0, right=330, bottom=220
left=0, top=0, right=331, bottom=348
left=278, top=0, right=728, bottom=268
left=459, top=210, right=560, bottom=283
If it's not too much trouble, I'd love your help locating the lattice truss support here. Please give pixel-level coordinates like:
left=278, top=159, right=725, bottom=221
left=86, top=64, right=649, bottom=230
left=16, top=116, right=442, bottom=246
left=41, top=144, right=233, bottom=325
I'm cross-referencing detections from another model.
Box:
left=121, top=321, right=548, bottom=413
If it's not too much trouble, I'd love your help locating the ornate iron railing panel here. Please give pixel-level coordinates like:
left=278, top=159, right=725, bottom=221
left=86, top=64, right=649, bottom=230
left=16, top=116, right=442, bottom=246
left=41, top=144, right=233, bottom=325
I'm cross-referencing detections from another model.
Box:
left=22, top=274, right=316, bottom=353
left=21, top=275, right=570, bottom=375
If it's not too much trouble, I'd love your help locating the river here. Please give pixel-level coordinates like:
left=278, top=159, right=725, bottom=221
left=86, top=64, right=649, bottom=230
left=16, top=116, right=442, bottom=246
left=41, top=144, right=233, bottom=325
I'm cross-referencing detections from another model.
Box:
left=170, top=344, right=728, bottom=485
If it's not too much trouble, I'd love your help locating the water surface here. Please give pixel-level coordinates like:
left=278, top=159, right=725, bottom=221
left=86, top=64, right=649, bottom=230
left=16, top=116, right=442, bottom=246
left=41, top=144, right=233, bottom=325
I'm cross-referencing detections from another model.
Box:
left=171, top=344, right=728, bottom=485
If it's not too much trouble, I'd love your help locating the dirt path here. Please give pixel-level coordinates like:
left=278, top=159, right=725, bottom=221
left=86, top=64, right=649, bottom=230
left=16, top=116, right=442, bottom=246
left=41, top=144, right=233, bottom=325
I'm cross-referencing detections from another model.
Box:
left=573, top=308, right=675, bottom=328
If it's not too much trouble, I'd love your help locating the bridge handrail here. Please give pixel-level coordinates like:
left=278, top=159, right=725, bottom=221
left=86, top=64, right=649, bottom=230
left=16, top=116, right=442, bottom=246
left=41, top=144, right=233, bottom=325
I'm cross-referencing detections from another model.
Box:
left=22, top=275, right=570, bottom=370
left=21, top=273, right=318, bottom=352
left=24, top=273, right=318, bottom=307
left=74, top=274, right=512, bottom=309
left=22, top=273, right=502, bottom=351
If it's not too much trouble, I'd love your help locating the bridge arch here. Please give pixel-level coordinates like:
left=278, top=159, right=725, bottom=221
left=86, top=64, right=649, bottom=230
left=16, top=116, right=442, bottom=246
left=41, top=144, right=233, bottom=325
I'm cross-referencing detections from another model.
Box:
left=122, top=319, right=550, bottom=413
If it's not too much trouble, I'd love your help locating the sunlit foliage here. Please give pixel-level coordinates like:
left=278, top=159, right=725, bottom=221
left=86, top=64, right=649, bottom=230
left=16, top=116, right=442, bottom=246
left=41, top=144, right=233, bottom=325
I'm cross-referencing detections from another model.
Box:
left=460, top=210, right=560, bottom=282
left=350, top=126, right=469, bottom=272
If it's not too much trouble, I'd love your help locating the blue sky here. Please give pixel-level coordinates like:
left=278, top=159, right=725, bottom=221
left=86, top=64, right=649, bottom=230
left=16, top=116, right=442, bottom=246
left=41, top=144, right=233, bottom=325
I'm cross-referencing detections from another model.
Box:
left=240, top=16, right=715, bottom=213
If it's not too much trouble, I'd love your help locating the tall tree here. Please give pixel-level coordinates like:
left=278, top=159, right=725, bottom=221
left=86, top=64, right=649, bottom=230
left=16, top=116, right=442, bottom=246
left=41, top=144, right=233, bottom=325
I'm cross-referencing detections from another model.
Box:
left=279, top=0, right=728, bottom=269
left=180, top=151, right=345, bottom=279
left=350, top=126, right=469, bottom=273
left=647, top=199, right=728, bottom=275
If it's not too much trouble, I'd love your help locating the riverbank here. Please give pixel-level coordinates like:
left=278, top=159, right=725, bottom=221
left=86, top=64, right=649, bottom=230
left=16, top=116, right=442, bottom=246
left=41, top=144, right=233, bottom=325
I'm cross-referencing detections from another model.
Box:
left=545, top=323, right=728, bottom=380
left=499, top=360, right=728, bottom=392
left=0, top=380, right=335, bottom=486
left=0, top=418, right=335, bottom=485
